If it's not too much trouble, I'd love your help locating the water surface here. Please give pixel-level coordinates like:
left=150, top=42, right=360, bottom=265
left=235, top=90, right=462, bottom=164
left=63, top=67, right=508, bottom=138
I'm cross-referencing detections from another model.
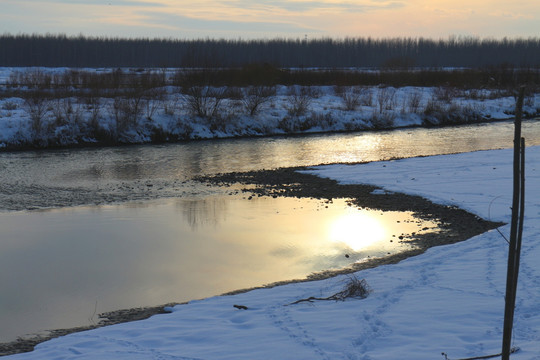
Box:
left=1, top=119, right=540, bottom=342
left=1, top=197, right=436, bottom=342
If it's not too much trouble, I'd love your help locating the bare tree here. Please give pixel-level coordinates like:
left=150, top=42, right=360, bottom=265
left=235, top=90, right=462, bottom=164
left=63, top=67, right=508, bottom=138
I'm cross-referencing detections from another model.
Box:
left=338, top=86, right=362, bottom=111
left=22, top=91, right=50, bottom=139
left=286, top=86, right=313, bottom=117
left=110, top=95, right=144, bottom=134
left=404, top=90, right=422, bottom=113
left=182, top=85, right=226, bottom=119
left=242, top=85, right=276, bottom=116
left=142, top=87, right=166, bottom=121
left=86, top=96, right=102, bottom=132
left=377, top=87, right=396, bottom=114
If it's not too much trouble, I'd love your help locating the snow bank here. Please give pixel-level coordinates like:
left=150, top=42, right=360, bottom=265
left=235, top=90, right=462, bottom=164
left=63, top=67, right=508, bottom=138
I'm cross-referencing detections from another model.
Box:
left=1, top=67, right=538, bottom=149
left=6, top=146, right=540, bottom=360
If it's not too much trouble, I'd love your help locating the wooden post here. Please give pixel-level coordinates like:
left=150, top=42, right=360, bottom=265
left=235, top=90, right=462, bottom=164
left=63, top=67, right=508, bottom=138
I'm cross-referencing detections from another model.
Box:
left=501, top=86, right=526, bottom=360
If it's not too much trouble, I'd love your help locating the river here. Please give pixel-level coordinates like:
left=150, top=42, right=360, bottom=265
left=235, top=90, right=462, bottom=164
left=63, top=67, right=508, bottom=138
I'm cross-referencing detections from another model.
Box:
left=1, top=119, right=539, bottom=343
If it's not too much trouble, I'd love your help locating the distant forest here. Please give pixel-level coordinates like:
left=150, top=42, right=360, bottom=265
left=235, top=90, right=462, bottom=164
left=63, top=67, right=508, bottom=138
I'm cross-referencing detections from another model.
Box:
left=1, top=34, right=540, bottom=68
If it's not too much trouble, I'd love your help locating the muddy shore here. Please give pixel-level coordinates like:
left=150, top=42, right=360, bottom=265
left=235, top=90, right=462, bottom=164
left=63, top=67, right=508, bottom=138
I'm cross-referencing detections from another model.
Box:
left=0, top=166, right=503, bottom=356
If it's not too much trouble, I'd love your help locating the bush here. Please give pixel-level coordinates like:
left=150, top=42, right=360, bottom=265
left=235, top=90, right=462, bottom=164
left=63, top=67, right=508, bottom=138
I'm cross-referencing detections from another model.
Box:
left=1, top=101, right=18, bottom=110
left=142, top=87, right=166, bottom=121
left=242, top=85, right=276, bottom=116
left=343, top=119, right=367, bottom=131
left=285, top=86, right=313, bottom=117
left=309, top=112, right=336, bottom=129
left=376, top=87, right=396, bottom=113
left=424, top=97, right=445, bottom=117
left=110, top=96, right=144, bottom=134
left=170, top=118, right=194, bottom=140
left=433, top=86, right=460, bottom=103
left=404, top=90, right=422, bottom=113
left=371, top=111, right=395, bottom=129
left=182, top=85, right=226, bottom=119
left=86, top=96, right=102, bottom=132
left=22, top=91, right=50, bottom=138
left=333, top=275, right=372, bottom=301
left=339, top=87, right=362, bottom=111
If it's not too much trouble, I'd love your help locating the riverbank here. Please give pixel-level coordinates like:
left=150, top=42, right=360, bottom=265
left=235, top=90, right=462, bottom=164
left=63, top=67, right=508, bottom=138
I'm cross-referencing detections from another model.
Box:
left=1, top=66, right=539, bottom=151
left=1, top=164, right=503, bottom=356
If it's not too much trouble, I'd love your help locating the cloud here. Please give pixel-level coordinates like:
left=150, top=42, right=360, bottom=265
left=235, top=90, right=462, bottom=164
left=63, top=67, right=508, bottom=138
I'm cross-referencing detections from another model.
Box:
left=214, top=0, right=405, bottom=14
left=139, top=11, right=319, bottom=35
left=2, top=0, right=539, bottom=39
left=137, top=0, right=406, bottom=35
left=36, top=0, right=161, bottom=5
left=488, top=10, right=535, bottom=20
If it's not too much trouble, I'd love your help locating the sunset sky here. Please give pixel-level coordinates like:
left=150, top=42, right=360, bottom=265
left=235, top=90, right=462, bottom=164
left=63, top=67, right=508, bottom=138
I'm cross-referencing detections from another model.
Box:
left=2, top=0, right=539, bottom=39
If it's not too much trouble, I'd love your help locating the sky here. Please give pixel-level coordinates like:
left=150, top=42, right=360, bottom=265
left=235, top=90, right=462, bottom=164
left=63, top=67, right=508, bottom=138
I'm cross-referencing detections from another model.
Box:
left=1, top=0, right=540, bottom=40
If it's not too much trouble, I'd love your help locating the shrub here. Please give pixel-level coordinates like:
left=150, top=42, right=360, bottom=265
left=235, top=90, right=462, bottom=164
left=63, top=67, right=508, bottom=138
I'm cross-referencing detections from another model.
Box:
left=309, top=112, right=336, bottom=129
left=422, top=98, right=485, bottom=126
left=343, top=119, right=367, bottom=131
left=404, top=90, right=422, bottom=113
left=423, top=97, right=445, bottom=117
left=162, top=98, right=178, bottom=116
left=1, top=101, right=18, bottom=110
left=50, top=98, right=83, bottom=127
left=333, top=275, right=372, bottom=301
left=110, top=96, right=144, bottom=134
left=22, top=91, right=50, bottom=138
left=149, top=125, right=170, bottom=143
left=224, top=86, right=244, bottom=100
left=433, top=86, right=460, bottom=103
left=142, top=87, right=166, bottom=121
left=242, top=85, right=276, bottom=116
left=8, top=69, right=52, bottom=90
left=170, top=118, right=194, bottom=140
left=84, top=96, right=101, bottom=134
left=359, top=87, right=374, bottom=106
left=339, top=87, right=361, bottom=111
left=182, top=85, right=226, bottom=119
left=371, top=111, right=395, bottom=129
left=285, top=86, right=313, bottom=117
left=376, top=87, right=396, bottom=113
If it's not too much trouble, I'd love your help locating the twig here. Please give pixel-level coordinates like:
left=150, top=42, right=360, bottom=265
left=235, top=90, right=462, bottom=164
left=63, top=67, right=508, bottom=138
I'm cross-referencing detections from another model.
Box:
left=287, top=276, right=371, bottom=305
left=487, top=195, right=509, bottom=244
left=88, top=300, right=98, bottom=325
left=288, top=295, right=339, bottom=305
left=442, top=347, right=519, bottom=360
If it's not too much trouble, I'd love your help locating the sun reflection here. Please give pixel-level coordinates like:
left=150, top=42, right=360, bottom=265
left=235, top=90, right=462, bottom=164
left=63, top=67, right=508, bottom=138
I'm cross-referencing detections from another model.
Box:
left=328, top=211, right=387, bottom=251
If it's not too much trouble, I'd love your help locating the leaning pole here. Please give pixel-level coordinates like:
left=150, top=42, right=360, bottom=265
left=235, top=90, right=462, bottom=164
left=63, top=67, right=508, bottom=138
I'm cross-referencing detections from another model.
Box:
left=501, top=86, right=526, bottom=360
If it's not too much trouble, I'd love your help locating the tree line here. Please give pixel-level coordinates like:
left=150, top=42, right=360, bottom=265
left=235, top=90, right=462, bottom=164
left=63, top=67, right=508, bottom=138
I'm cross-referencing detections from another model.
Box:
left=2, top=34, right=540, bottom=68
left=4, top=65, right=539, bottom=95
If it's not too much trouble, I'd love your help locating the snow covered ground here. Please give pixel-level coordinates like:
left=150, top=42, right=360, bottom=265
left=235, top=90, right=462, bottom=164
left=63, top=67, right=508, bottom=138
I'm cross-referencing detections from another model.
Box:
left=1, top=67, right=538, bottom=149
left=5, top=145, right=540, bottom=360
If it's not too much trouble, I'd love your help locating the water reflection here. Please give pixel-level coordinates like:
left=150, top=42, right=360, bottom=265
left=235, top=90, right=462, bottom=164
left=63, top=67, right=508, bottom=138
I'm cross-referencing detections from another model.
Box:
left=1, top=120, right=539, bottom=200
left=328, top=210, right=387, bottom=251
left=0, top=196, right=438, bottom=342
left=175, top=197, right=229, bottom=229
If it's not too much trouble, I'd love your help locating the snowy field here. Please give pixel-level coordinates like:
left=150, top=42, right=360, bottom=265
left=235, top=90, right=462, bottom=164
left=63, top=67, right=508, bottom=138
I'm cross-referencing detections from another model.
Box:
left=5, top=145, right=540, bottom=360
left=0, top=67, right=538, bottom=149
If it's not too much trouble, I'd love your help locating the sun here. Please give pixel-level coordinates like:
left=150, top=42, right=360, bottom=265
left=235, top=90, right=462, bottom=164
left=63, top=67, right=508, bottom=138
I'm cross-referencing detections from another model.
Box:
left=328, top=211, right=387, bottom=251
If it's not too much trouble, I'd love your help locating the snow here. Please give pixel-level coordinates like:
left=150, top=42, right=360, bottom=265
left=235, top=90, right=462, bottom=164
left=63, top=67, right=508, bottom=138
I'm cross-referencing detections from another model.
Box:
left=5, top=144, right=540, bottom=360
left=1, top=67, right=538, bottom=148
